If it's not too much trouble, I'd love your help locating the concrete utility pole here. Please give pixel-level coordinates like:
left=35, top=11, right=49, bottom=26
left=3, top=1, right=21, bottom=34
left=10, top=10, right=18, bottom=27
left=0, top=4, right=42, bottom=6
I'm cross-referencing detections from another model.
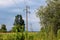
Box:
left=25, top=5, right=30, bottom=31
left=24, top=0, right=30, bottom=32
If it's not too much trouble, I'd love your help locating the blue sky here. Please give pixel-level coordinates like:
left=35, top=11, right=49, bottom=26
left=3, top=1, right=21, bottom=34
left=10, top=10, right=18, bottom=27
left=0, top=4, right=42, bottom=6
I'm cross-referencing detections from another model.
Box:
left=0, top=0, right=46, bottom=31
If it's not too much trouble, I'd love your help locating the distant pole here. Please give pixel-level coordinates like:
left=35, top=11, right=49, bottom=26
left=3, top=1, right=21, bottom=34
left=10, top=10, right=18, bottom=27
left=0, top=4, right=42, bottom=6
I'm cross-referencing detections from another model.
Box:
left=30, top=23, right=33, bottom=32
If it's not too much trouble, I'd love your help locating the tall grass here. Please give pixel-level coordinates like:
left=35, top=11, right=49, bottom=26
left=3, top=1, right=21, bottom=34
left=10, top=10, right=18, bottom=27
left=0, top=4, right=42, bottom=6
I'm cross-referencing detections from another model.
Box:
left=0, top=30, right=60, bottom=40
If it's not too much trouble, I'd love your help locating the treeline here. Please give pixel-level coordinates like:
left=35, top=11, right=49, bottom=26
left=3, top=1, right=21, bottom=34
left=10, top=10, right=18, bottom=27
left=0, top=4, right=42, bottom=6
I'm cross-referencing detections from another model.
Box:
left=0, top=14, right=25, bottom=33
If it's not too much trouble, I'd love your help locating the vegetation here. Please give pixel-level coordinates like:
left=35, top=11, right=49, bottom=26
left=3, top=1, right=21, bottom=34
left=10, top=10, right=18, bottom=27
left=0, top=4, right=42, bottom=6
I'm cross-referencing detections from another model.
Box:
left=12, top=14, right=25, bottom=32
left=0, top=31, right=60, bottom=40
left=0, top=0, right=60, bottom=40
left=0, top=24, right=7, bottom=32
left=37, top=0, right=60, bottom=36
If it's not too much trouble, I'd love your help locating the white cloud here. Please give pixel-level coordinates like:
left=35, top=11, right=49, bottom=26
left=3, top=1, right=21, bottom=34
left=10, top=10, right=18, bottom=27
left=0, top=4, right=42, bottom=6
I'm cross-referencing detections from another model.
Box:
left=0, top=0, right=14, bottom=7
left=0, top=0, right=24, bottom=7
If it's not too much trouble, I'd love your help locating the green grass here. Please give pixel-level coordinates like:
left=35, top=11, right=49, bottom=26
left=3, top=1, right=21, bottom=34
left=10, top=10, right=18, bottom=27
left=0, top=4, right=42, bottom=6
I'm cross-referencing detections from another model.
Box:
left=0, top=31, right=60, bottom=40
left=0, top=32, right=38, bottom=40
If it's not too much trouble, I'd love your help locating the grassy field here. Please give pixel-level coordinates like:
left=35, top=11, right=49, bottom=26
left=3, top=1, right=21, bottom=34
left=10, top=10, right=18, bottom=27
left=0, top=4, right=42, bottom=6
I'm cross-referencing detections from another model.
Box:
left=0, top=31, right=60, bottom=40
left=0, top=32, right=39, bottom=40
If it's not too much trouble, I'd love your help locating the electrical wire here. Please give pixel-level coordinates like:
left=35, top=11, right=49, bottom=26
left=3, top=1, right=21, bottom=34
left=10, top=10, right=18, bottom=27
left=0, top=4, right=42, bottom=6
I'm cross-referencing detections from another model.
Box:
left=12, top=0, right=21, bottom=14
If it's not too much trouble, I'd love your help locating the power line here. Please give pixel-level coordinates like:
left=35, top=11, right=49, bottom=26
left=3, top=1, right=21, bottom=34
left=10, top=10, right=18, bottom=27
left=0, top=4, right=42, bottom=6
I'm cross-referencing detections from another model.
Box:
left=12, top=0, right=21, bottom=14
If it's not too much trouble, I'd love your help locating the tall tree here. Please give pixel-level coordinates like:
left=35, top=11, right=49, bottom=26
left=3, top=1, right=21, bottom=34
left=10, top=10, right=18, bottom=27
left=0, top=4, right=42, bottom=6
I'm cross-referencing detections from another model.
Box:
left=37, top=0, right=60, bottom=36
left=12, top=14, right=25, bottom=32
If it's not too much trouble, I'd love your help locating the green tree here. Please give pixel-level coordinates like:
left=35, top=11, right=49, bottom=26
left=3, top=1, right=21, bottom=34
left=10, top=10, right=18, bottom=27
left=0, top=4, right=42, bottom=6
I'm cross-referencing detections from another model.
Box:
left=37, top=0, right=60, bottom=36
left=14, top=15, right=25, bottom=25
left=1, top=24, right=7, bottom=32
left=12, top=14, right=25, bottom=32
